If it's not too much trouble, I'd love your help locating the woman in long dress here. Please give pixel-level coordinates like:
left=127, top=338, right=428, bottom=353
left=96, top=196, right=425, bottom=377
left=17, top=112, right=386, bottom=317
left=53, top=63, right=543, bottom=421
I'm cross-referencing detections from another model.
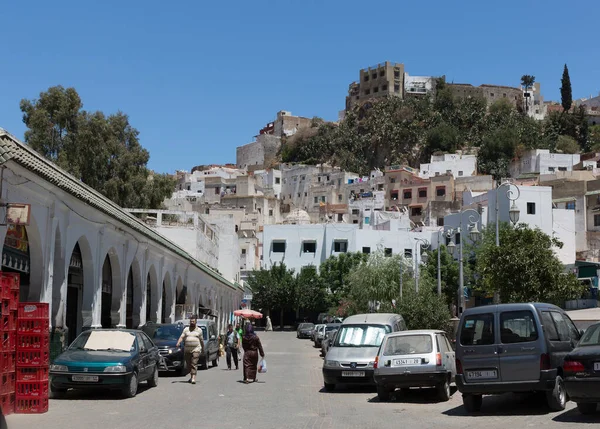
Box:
left=242, top=323, right=265, bottom=383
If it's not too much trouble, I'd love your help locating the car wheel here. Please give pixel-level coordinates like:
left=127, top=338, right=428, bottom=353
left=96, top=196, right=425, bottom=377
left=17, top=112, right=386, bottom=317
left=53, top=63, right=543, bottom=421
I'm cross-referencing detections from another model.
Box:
left=546, top=375, right=567, bottom=411
left=147, top=365, right=159, bottom=388
left=377, top=385, right=391, bottom=402
left=437, top=379, right=451, bottom=402
left=324, top=382, right=335, bottom=392
left=576, top=402, right=597, bottom=415
left=50, top=385, right=67, bottom=399
left=123, top=372, right=138, bottom=398
left=463, top=394, right=483, bottom=412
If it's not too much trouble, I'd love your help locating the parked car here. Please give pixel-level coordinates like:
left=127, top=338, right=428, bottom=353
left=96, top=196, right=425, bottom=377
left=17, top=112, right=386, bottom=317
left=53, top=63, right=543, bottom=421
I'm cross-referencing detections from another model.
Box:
left=563, top=321, right=600, bottom=415
left=312, top=324, right=325, bottom=342
left=50, top=329, right=160, bottom=398
left=176, top=319, right=220, bottom=369
left=314, top=324, right=328, bottom=348
left=316, top=323, right=341, bottom=348
left=455, top=303, right=581, bottom=413
left=323, top=313, right=407, bottom=391
left=141, top=323, right=186, bottom=375
left=297, top=323, right=315, bottom=339
left=321, top=329, right=339, bottom=357
left=373, top=330, right=456, bottom=402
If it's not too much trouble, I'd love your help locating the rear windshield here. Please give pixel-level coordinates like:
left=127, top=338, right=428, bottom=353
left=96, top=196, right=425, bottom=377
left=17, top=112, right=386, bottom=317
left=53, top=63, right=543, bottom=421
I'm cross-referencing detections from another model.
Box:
left=325, top=325, right=340, bottom=332
left=334, top=324, right=390, bottom=347
left=299, top=323, right=314, bottom=329
left=578, top=324, right=600, bottom=346
left=383, top=335, right=432, bottom=356
left=460, top=313, right=494, bottom=346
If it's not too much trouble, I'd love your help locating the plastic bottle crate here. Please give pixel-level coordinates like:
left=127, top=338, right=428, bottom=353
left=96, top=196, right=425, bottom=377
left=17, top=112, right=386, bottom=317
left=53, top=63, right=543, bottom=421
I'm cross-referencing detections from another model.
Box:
left=15, top=396, right=48, bottom=414
left=0, top=352, right=15, bottom=373
left=0, top=372, right=15, bottom=395
left=16, top=333, right=49, bottom=351
left=16, top=367, right=49, bottom=382
left=1, top=332, right=15, bottom=352
left=0, top=393, right=15, bottom=416
left=16, top=380, right=48, bottom=397
left=8, top=291, right=19, bottom=311
left=18, top=303, right=49, bottom=319
left=0, top=300, right=9, bottom=317
left=1, top=312, right=17, bottom=332
left=17, top=318, right=49, bottom=334
left=0, top=287, right=10, bottom=301
left=16, top=349, right=49, bottom=367
left=1, top=273, right=20, bottom=291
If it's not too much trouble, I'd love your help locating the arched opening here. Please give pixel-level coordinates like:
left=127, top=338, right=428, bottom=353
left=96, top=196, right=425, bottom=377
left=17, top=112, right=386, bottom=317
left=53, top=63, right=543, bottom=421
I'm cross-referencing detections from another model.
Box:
left=101, top=255, right=113, bottom=328
left=2, top=224, right=30, bottom=302
left=175, top=277, right=186, bottom=320
left=51, top=226, right=64, bottom=328
left=126, top=267, right=134, bottom=329
left=146, top=273, right=152, bottom=322
left=66, top=243, right=83, bottom=345
left=161, top=280, right=167, bottom=323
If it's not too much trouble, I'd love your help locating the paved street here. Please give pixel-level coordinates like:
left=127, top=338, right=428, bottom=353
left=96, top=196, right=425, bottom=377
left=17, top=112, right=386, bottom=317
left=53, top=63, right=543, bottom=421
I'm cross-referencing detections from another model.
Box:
left=8, top=332, right=600, bottom=429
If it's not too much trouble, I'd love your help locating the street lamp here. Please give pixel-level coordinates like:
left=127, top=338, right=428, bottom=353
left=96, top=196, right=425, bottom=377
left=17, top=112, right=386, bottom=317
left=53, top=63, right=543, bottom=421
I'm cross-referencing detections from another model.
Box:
left=494, top=181, right=521, bottom=303
left=414, top=238, right=430, bottom=293
left=446, top=208, right=481, bottom=317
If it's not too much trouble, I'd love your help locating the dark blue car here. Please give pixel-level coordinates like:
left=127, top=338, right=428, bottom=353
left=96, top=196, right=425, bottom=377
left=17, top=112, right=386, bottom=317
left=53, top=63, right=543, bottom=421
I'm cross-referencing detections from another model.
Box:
left=50, top=329, right=161, bottom=398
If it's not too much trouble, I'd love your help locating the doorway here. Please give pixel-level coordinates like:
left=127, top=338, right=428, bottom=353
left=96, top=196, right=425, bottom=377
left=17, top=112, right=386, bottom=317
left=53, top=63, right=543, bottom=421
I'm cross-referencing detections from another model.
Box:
left=101, top=256, right=113, bottom=328
left=146, top=273, right=152, bottom=322
left=126, top=267, right=134, bottom=329
left=66, top=243, right=83, bottom=345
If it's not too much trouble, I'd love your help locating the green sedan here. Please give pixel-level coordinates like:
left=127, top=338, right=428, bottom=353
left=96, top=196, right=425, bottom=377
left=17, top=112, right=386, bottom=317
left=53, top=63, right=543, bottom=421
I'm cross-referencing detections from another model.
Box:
left=50, top=329, right=161, bottom=398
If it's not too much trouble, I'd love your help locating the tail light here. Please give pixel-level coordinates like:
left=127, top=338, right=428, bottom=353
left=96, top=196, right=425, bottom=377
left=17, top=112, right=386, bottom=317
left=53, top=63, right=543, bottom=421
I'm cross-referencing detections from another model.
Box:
left=436, top=353, right=442, bottom=366
left=563, top=360, right=584, bottom=374
left=456, top=358, right=463, bottom=375
left=373, top=356, right=379, bottom=369
left=540, top=353, right=551, bottom=370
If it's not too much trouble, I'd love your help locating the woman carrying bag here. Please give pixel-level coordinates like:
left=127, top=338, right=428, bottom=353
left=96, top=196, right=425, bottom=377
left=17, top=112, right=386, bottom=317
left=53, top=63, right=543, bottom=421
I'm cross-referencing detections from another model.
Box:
left=241, top=324, right=265, bottom=383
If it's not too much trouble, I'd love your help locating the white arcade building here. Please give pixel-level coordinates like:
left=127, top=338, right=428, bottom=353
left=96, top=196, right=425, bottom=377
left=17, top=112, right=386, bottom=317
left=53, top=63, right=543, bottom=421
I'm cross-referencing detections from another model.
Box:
left=0, top=129, right=242, bottom=346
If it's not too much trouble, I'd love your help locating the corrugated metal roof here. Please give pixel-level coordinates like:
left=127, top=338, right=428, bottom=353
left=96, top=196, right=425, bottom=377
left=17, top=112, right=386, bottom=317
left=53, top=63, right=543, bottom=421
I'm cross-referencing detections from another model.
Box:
left=552, top=197, right=577, bottom=203
left=0, top=129, right=239, bottom=291
left=585, top=190, right=600, bottom=196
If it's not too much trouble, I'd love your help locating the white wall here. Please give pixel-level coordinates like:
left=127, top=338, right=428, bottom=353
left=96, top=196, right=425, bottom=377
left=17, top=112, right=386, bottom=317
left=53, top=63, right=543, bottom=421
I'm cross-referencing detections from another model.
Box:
left=419, top=154, right=477, bottom=179
left=552, top=209, right=576, bottom=265
left=510, top=150, right=581, bottom=177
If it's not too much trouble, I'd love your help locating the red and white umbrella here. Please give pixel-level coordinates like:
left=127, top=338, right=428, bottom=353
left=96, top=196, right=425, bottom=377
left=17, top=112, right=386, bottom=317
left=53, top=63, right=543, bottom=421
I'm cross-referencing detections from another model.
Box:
left=234, top=309, right=263, bottom=319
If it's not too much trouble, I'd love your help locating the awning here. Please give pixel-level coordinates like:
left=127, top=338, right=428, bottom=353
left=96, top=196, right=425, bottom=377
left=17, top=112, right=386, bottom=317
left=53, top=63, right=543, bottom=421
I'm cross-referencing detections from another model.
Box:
left=553, top=197, right=577, bottom=203
left=585, top=190, right=600, bottom=196
left=408, top=204, right=423, bottom=208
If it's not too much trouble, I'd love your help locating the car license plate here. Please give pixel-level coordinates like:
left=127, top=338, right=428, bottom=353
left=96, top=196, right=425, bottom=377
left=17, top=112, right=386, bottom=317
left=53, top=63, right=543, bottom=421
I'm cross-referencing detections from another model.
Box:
left=72, top=375, right=99, bottom=382
left=594, top=362, right=600, bottom=371
left=342, top=371, right=365, bottom=377
left=394, top=358, right=421, bottom=366
left=466, top=370, right=497, bottom=380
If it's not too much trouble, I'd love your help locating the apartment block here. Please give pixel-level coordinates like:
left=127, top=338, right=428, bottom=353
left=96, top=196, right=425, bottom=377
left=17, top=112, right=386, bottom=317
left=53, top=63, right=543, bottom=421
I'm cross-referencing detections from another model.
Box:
left=419, top=153, right=477, bottom=179
left=448, top=83, right=523, bottom=110
left=510, top=149, right=581, bottom=178
left=345, top=62, right=405, bottom=110
left=259, top=110, right=313, bottom=138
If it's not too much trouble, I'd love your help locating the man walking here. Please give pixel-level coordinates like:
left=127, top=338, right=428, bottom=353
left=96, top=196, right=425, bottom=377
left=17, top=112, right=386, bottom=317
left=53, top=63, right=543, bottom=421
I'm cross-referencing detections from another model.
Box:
left=176, top=315, right=204, bottom=384
left=225, top=324, right=239, bottom=370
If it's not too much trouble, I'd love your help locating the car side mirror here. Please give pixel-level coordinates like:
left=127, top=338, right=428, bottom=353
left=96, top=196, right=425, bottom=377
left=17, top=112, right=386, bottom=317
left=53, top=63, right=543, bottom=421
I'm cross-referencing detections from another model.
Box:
left=579, top=329, right=585, bottom=337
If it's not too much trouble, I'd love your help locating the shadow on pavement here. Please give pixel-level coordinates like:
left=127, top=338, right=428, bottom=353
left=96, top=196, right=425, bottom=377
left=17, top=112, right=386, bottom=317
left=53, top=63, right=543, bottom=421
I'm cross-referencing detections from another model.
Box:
left=318, top=385, right=376, bottom=394
left=52, top=385, right=151, bottom=401
left=368, top=386, right=459, bottom=404
left=443, top=392, right=554, bottom=417
left=553, top=407, right=600, bottom=423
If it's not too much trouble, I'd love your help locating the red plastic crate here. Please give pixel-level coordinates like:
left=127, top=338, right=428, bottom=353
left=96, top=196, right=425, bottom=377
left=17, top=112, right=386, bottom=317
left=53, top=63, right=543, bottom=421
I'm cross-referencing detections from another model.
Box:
left=8, top=291, right=19, bottom=311
left=0, top=352, right=15, bottom=373
left=15, top=349, right=49, bottom=367
left=0, top=300, right=9, bottom=317
left=1, top=273, right=20, bottom=291
left=1, top=311, right=17, bottom=331
left=16, top=333, right=49, bottom=351
left=16, top=367, right=48, bottom=382
left=0, top=393, right=15, bottom=416
left=16, top=380, right=48, bottom=397
left=18, top=303, right=49, bottom=319
left=0, top=286, right=10, bottom=301
left=15, top=396, right=48, bottom=414
left=1, top=332, right=15, bottom=352
left=17, top=318, right=49, bottom=334
left=0, top=372, right=15, bottom=395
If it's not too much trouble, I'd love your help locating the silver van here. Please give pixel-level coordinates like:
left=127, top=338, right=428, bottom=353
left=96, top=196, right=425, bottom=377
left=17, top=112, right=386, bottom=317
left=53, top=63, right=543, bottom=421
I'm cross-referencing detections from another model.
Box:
left=177, top=319, right=220, bottom=369
left=322, top=313, right=407, bottom=391
left=456, top=303, right=581, bottom=412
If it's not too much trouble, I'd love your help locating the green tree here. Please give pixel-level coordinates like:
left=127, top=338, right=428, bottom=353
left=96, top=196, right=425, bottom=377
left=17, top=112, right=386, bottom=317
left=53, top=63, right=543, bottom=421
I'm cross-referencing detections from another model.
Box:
left=247, top=263, right=297, bottom=329
left=319, top=252, right=368, bottom=304
left=475, top=224, right=585, bottom=305
left=295, top=266, right=329, bottom=316
left=561, top=64, right=572, bottom=112
left=395, top=286, right=452, bottom=332
left=521, top=75, right=535, bottom=114
left=555, top=135, right=580, bottom=154
left=590, top=125, right=600, bottom=151
left=20, top=86, right=174, bottom=209
left=421, top=245, right=460, bottom=307
left=477, top=127, right=519, bottom=179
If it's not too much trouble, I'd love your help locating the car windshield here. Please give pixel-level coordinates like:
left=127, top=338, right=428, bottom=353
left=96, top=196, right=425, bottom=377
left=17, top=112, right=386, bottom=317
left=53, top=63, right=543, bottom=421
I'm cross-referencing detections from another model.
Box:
left=69, top=330, right=136, bottom=352
left=578, top=324, right=600, bottom=346
left=334, top=325, right=390, bottom=347
left=383, top=335, right=433, bottom=356
left=325, top=325, right=340, bottom=332
left=145, top=325, right=183, bottom=341
left=300, top=323, right=314, bottom=330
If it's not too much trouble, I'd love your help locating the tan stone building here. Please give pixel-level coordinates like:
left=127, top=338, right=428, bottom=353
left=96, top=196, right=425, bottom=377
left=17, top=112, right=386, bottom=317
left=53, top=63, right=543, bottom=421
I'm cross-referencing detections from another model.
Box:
left=448, top=83, right=523, bottom=110
left=345, top=62, right=405, bottom=110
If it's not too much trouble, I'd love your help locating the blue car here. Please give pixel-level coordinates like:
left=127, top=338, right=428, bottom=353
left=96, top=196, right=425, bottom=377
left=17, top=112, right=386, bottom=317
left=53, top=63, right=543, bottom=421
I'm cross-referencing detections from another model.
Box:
left=50, top=329, right=161, bottom=398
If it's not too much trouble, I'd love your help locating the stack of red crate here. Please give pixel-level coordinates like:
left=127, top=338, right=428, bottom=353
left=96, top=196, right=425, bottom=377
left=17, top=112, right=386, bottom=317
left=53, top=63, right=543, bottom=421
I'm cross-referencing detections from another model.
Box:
left=15, top=302, right=49, bottom=414
left=0, top=273, right=19, bottom=416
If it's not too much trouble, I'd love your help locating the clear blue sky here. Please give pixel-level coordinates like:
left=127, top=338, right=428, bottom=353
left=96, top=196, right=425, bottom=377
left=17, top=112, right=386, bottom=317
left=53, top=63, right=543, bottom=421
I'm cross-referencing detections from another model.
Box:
left=1, top=0, right=599, bottom=173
